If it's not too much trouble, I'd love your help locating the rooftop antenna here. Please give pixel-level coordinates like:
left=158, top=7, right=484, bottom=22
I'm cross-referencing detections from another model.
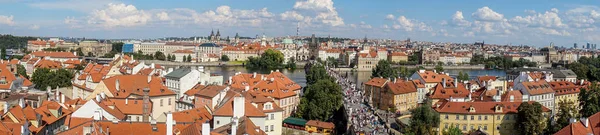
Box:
left=296, top=22, right=300, bottom=38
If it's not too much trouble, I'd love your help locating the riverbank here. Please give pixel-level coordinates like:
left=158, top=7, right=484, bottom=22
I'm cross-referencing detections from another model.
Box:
left=392, top=64, right=485, bottom=69
left=140, top=60, right=308, bottom=67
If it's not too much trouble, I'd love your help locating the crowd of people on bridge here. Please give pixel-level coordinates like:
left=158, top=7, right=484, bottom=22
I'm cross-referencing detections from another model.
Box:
left=326, top=66, right=389, bottom=135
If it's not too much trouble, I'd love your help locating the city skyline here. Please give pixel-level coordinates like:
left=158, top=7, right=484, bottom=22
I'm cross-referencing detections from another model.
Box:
left=0, top=0, right=599, bottom=47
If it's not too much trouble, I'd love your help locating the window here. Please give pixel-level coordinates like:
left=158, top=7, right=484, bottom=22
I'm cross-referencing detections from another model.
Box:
left=497, top=116, right=500, bottom=120
left=478, top=116, right=481, bottom=120
left=463, top=125, right=467, bottom=130
left=168, top=98, right=172, bottom=105
left=471, top=125, right=474, bottom=130
left=270, top=125, right=274, bottom=131
left=455, top=115, right=459, bottom=120
left=484, top=125, right=488, bottom=130
left=471, top=116, right=474, bottom=120
left=265, top=126, right=269, bottom=132
left=128, top=116, right=131, bottom=120
left=270, top=114, right=274, bottom=120
left=445, top=124, right=448, bottom=129
left=445, top=115, right=448, bottom=119
left=463, top=115, right=467, bottom=120
left=484, top=116, right=488, bottom=120
left=160, top=99, right=164, bottom=106
left=137, top=116, right=140, bottom=122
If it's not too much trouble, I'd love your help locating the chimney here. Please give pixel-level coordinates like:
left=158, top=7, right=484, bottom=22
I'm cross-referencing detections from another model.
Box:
left=125, top=98, right=128, bottom=105
left=166, top=112, right=173, bottom=135
left=228, top=77, right=233, bottom=85
left=233, top=96, right=245, bottom=118
left=270, top=78, right=274, bottom=82
left=95, top=94, right=101, bottom=103
left=151, top=120, right=158, bottom=131
left=245, top=86, right=249, bottom=91
left=93, top=110, right=102, bottom=120
left=276, top=69, right=279, bottom=72
left=433, top=69, right=437, bottom=73
left=60, top=94, right=65, bottom=104
left=142, top=87, right=150, bottom=122
left=442, top=78, right=447, bottom=88
left=581, top=118, right=590, bottom=128
left=18, top=98, right=25, bottom=108
left=231, top=117, right=238, bottom=135
left=115, top=79, right=120, bottom=91
left=253, top=72, right=257, bottom=78
left=419, top=69, right=425, bottom=73
left=100, top=92, right=106, bottom=99
left=454, top=78, right=458, bottom=88
left=581, top=79, right=585, bottom=85
left=202, top=121, right=210, bottom=135
left=151, top=63, right=155, bottom=69
left=510, top=95, right=514, bottom=102
left=570, top=118, right=578, bottom=123
left=3, top=102, right=8, bottom=114
left=148, top=76, right=152, bottom=83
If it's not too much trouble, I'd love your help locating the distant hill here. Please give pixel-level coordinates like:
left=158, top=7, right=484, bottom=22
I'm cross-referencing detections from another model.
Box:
left=0, top=34, right=37, bottom=49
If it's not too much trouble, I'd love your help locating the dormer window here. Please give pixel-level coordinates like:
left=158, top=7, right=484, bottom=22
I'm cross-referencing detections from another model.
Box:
left=469, top=106, right=476, bottom=112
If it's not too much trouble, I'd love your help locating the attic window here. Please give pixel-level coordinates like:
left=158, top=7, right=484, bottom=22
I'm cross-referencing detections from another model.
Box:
left=161, top=89, right=165, bottom=93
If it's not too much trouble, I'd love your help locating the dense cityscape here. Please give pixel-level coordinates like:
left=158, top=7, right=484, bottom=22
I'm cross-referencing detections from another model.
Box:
left=2, top=0, right=600, bottom=135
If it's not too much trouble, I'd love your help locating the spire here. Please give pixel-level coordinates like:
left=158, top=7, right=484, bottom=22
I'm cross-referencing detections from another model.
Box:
left=235, top=33, right=239, bottom=38
left=216, top=29, right=221, bottom=36
left=210, top=29, right=214, bottom=36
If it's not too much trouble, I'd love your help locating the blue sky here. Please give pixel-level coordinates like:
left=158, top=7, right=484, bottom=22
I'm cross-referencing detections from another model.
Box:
left=0, top=0, right=599, bottom=47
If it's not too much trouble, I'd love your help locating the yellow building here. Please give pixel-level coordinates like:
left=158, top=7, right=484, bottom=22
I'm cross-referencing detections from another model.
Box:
left=363, top=77, right=418, bottom=113
left=305, top=120, right=335, bottom=135
left=549, top=81, right=581, bottom=113
left=388, top=52, right=408, bottom=63
left=355, top=51, right=379, bottom=71
left=434, top=101, right=551, bottom=135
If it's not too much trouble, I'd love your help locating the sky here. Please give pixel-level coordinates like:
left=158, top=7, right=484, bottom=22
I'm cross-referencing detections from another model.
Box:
left=0, top=0, right=600, bottom=47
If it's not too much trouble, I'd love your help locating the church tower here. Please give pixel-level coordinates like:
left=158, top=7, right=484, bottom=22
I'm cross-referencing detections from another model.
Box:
left=309, top=34, right=319, bottom=60
left=216, top=29, right=221, bottom=41
left=234, top=33, right=240, bottom=43
left=209, top=29, right=215, bottom=41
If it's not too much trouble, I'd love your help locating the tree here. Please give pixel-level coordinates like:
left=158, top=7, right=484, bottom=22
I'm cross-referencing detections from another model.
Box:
left=246, top=49, right=285, bottom=70
left=221, top=55, right=230, bottom=61
left=567, top=62, right=589, bottom=80
left=579, top=83, right=600, bottom=117
left=397, top=66, right=415, bottom=78
left=295, top=79, right=343, bottom=121
left=0, top=35, right=37, bottom=49
left=187, top=54, right=192, bottom=62
left=306, top=64, right=333, bottom=85
left=16, top=64, right=27, bottom=79
left=458, top=71, right=469, bottom=81
left=111, top=42, right=124, bottom=52
left=406, top=99, right=439, bottom=135
left=167, top=55, right=172, bottom=61
left=372, top=60, right=397, bottom=79
left=435, top=64, right=444, bottom=72
left=87, top=52, right=94, bottom=57
left=286, top=57, right=297, bottom=70
left=74, top=64, right=85, bottom=71
left=0, top=47, right=6, bottom=60
left=54, top=69, right=73, bottom=87
left=182, top=55, right=187, bottom=62
left=549, top=100, right=579, bottom=134
left=326, top=57, right=338, bottom=68
left=443, top=125, right=462, bottom=135
left=516, top=102, right=546, bottom=135
left=154, top=51, right=166, bottom=60
left=76, top=47, right=84, bottom=56
left=31, top=68, right=53, bottom=90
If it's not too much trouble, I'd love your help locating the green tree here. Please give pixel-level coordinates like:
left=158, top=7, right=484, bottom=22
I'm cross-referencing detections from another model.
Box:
left=16, top=64, right=28, bottom=79
left=111, top=42, right=124, bottom=52
left=76, top=47, right=84, bottom=56
left=74, top=64, right=85, bottom=71
left=221, top=55, right=230, bottom=61
left=286, top=58, right=297, bottom=70
left=295, top=79, right=343, bottom=121
left=0, top=47, right=6, bottom=60
left=397, top=66, right=415, bottom=78
left=435, top=64, right=444, bottom=72
left=406, top=99, right=439, bottom=135
left=516, top=102, right=546, bottom=135
left=0, top=35, right=37, bottom=49
left=549, top=100, right=579, bottom=134
left=470, top=55, right=485, bottom=65
left=442, top=125, right=462, bottom=135
left=579, top=83, right=600, bottom=117
left=167, top=54, right=172, bottom=61
left=372, top=60, right=397, bottom=79
left=87, top=52, right=94, bottom=57
left=154, top=51, right=166, bottom=60
left=187, top=54, right=192, bottom=62
left=182, top=55, right=187, bottom=62
left=246, top=49, right=284, bottom=70
left=54, top=69, right=73, bottom=87
left=458, top=71, right=469, bottom=81
left=31, top=68, right=53, bottom=90
left=326, top=57, right=338, bottom=68
left=306, top=64, right=332, bottom=85
left=567, top=62, right=589, bottom=80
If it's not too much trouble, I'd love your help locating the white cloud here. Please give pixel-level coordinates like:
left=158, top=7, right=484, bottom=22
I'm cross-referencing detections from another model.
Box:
left=291, top=0, right=344, bottom=27
left=280, top=11, right=306, bottom=22
left=192, top=6, right=274, bottom=27
left=359, top=21, right=372, bottom=29
left=525, top=9, right=536, bottom=14
left=471, top=19, right=515, bottom=35
left=472, top=6, right=504, bottom=22
left=385, top=14, right=395, bottom=20
left=156, top=12, right=170, bottom=21
left=393, top=16, right=431, bottom=32
left=511, top=9, right=566, bottom=28
left=87, top=3, right=151, bottom=28
left=29, top=25, right=40, bottom=30
left=450, top=11, right=471, bottom=27
left=0, top=15, right=14, bottom=25
left=537, top=27, right=570, bottom=36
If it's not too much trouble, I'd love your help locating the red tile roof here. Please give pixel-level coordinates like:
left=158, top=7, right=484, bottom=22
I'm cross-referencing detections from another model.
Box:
left=306, top=120, right=335, bottom=129
left=520, top=80, right=554, bottom=95
left=102, top=75, right=176, bottom=98
left=434, top=101, right=551, bottom=114
left=549, top=81, right=580, bottom=96
left=554, top=112, right=600, bottom=135
left=30, top=51, right=78, bottom=58
left=429, top=82, right=470, bottom=100
left=416, top=70, right=454, bottom=83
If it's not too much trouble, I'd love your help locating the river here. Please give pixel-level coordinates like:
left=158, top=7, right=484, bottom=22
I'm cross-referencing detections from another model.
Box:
left=204, top=66, right=507, bottom=87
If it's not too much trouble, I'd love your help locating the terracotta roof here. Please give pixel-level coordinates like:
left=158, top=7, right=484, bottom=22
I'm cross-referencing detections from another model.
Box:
left=34, top=59, right=62, bottom=69
left=0, top=122, right=24, bottom=135
left=417, top=71, right=454, bottom=83
left=212, top=116, right=267, bottom=135
left=306, top=120, right=335, bottom=129
left=358, top=51, right=377, bottom=58
left=195, top=85, right=228, bottom=98
left=109, top=98, right=150, bottom=115
left=549, top=81, right=580, bottom=96
left=184, top=84, right=206, bottom=96
left=386, top=80, right=417, bottom=95
left=554, top=112, right=600, bottom=135
left=520, top=80, right=555, bottom=95
left=502, top=90, right=523, bottom=102
left=477, top=76, right=497, bottom=82
left=102, top=75, right=176, bottom=98
left=429, top=82, right=470, bottom=100
left=413, top=80, right=425, bottom=88
left=171, top=107, right=212, bottom=123
left=364, top=77, right=388, bottom=87
left=213, top=96, right=267, bottom=117
left=20, top=75, right=32, bottom=87
left=93, top=99, right=127, bottom=120
left=0, top=65, right=17, bottom=90
left=229, top=71, right=301, bottom=99
left=434, top=101, right=551, bottom=114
